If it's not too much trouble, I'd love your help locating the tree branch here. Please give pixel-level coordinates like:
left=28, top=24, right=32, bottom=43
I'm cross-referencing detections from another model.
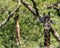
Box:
left=47, top=1, right=60, bottom=9
left=21, top=0, right=43, bottom=22
left=31, top=0, right=40, bottom=16
left=21, top=0, right=36, bottom=15
left=0, top=0, right=21, bottom=27
left=47, top=2, right=60, bottom=41
left=50, top=26, right=60, bottom=41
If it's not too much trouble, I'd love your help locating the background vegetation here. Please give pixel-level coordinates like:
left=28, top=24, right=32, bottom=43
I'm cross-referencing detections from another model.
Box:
left=0, top=0, right=60, bottom=48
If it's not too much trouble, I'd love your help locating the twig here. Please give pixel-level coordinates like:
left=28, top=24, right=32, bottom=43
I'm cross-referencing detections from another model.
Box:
left=0, top=0, right=21, bottom=27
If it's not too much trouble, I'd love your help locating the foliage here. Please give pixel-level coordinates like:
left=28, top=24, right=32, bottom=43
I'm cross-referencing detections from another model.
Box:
left=0, top=0, right=60, bottom=48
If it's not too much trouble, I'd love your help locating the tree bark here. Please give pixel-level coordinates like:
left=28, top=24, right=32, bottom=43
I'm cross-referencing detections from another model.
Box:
left=14, top=16, right=20, bottom=48
left=50, top=26, right=60, bottom=41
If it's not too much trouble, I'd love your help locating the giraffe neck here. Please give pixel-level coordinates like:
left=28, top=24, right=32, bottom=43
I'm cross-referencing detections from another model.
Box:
left=44, top=21, right=51, bottom=47
left=44, top=30, right=50, bottom=46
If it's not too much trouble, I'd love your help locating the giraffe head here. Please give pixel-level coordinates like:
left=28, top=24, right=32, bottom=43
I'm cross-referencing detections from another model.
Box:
left=43, top=12, right=50, bottom=22
left=43, top=12, right=51, bottom=30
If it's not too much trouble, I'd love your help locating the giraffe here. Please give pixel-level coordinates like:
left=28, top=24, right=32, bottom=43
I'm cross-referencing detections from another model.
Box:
left=43, top=12, right=51, bottom=48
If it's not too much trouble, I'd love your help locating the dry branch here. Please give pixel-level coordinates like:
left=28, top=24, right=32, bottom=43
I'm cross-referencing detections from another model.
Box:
left=47, top=1, right=60, bottom=9
left=31, top=0, right=40, bottom=16
left=21, top=0, right=43, bottom=22
left=21, top=0, right=36, bottom=15
left=50, top=26, right=60, bottom=41
left=0, top=0, right=21, bottom=27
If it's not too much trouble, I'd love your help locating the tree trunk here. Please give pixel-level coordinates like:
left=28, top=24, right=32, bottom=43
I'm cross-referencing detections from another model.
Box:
left=14, top=16, right=20, bottom=48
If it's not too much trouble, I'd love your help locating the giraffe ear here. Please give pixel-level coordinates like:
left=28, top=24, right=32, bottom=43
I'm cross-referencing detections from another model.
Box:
left=48, top=12, right=50, bottom=17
